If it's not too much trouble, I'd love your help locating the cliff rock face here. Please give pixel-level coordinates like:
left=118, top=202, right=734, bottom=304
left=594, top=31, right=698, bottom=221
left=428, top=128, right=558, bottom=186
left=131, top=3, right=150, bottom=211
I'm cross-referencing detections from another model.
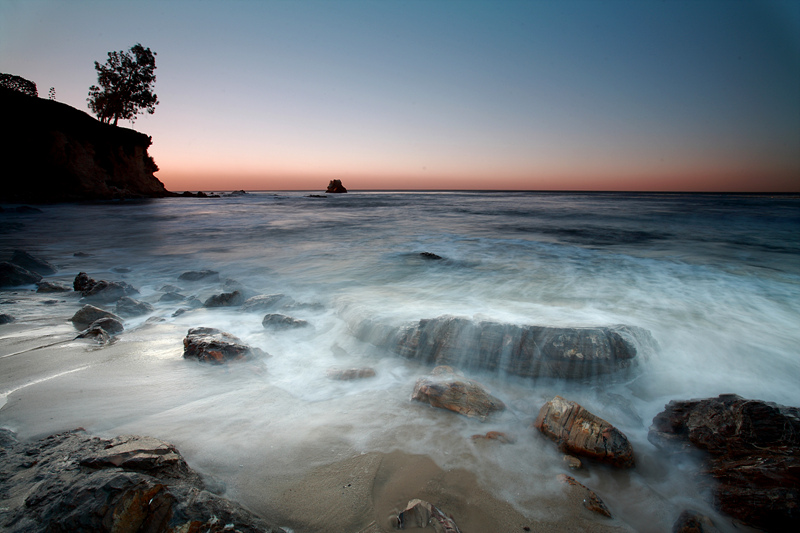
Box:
left=0, top=87, right=170, bottom=202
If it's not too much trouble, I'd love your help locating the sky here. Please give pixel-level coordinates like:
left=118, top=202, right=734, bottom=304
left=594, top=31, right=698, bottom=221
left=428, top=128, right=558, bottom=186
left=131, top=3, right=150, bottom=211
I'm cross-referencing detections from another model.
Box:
left=1, top=0, right=799, bottom=192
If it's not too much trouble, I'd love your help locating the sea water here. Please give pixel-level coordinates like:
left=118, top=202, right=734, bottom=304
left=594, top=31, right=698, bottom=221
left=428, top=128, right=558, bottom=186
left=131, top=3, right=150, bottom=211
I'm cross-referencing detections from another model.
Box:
left=1, top=191, right=799, bottom=531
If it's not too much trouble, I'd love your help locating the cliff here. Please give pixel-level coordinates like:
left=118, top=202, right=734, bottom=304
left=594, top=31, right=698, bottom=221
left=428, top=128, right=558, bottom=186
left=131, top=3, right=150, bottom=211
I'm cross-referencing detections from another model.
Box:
left=0, top=87, right=171, bottom=202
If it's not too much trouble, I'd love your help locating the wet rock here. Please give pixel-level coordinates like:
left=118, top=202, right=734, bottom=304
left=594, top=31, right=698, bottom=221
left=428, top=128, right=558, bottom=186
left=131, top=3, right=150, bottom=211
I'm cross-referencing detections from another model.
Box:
left=649, top=394, right=800, bottom=532
left=326, top=367, right=376, bottom=380
left=470, top=431, right=516, bottom=444
left=178, top=269, right=219, bottom=282
left=562, top=455, right=584, bottom=469
left=672, top=509, right=721, bottom=533
left=0, top=313, right=15, bottom=324
left=242, top=294, right=295, bottom=312
left=356, top=315, right=651, bottom=379
left=326, top=179, right=347, bottom=193
left=70, top=304, right=122, bottom=330
left=183, top=327, right=264, bottom=363
left=534, top=395, right=635, bottom=468
left=558, top=474, right=612, bottom=518
left=75, top=326, right=112, bottom=344
left=411, top=366, right=505, bottom=421
left=160, top=291, right=186, bottom=302
left=0, top=430, right=286, bottom=533
left=89, top=316, right=124, bottom=335
left=420, top=251, right=443, bottom=260
left=115, top=296, right=154, bottom=317
left=10, top=250, right=57, bottom=275
left=36, top=280, right=71, bottom=292
left=81, top=279, right=139, bottom=303
left=262, top=313, right=310, bottom=330
left=204, top=290, right=244, bottom=307
left=0, top=261, right=42, bottom=287
left=396, top=498, right=461, bottom=532
left=73, top=271, right=96, bottom=292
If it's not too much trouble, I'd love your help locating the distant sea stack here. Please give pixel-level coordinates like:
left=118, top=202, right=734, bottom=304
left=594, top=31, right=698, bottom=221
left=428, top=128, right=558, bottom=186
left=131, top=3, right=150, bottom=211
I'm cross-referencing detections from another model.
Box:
left=326, top=179, right=347, bottom=193
left=0, top=87, right=171, bottom=202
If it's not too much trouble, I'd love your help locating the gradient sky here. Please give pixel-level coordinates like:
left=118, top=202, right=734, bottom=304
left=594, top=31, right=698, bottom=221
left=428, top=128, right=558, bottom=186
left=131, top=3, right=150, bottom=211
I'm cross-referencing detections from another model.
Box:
left=1, top=0, right=798, bottom=192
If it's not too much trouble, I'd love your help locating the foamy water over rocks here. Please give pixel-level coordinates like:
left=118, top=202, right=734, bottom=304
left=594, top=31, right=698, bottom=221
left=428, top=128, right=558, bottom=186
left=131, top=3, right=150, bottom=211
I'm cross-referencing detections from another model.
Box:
left=1, top=191, right=798, bottom=532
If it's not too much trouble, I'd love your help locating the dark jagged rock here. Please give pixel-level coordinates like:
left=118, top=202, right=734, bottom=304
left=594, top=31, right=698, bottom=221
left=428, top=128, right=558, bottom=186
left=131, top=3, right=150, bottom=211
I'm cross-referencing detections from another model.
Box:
left=262, top=313, right=310, bottom=330
left=178, top=269, right=219, bottom=282
left=420, top=251, right=443, bottom=260
left=354, top=315, right=651, bottom=379
left=326, top=179, right=347, bottom=193
left=534, top=395, right=635, bottom=468
left=70, top=304, right=122, bottom=330
left=204, top=290, right=244, bottom=307
left=0, top=430, right=286, bottom=532
left=73, top=271, right=96, bottom=292
left=0, top=261, right=42, bottom=287
left=411, top=366, right=505, bottom=421
left=0, top=313, right=15, bottom=324
left=81, top=279, right=139, bottom=303
left=242, top=294, right=295, bottom=312
left=115, top=296, right=154, bottom=317
left=183, top=327, right=264, bottom=363
left=36, top=281, right=71, bottom=293
left=0, top=87, right=170, bottom=203
left=10, top=250, right=57, bottom=275
left=649, top=394, right=800, bottom=532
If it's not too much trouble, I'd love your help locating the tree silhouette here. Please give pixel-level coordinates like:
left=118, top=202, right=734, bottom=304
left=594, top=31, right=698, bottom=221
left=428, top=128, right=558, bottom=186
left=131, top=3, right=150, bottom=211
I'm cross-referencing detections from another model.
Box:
left=87, top=43, right=158, bottom=126
left=0, top=73, right=38, bottom=97
left=48, top=87, right=56, bottom=100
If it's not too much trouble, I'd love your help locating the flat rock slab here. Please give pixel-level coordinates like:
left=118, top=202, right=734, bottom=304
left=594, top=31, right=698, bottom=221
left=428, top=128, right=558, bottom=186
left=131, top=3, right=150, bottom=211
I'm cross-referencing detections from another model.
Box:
left=183, top=327, right=264, bottom=363
left=534, top=395, right=635, bottom=468
left=649, top=394, right=800, bottom=532
left=411, top=366, right=505, bottom=421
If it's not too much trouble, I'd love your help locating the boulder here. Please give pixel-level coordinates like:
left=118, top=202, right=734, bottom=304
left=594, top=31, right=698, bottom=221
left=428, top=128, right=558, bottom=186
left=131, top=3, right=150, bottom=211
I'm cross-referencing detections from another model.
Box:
left=115, top=296, right=154, bottom=317
left=558, top=474, right=612, bottom=518
left=325, top=179, right=347, bottom=193
left=10, top=250, right=57, bottom=275
left=204, top=290, right=244, bottom=307
left=672, top=510, right=721, bottom=533
left=262, top=313, right=310, bottom=330
left=183, top=327, right=264, bottom=363
left=178, top=270, right=219, bottom=282
left=420, top=251, right=443, bottom=260
left=73, top=271, right=96, bottom=292
left=411, top=366, right=505, bottom=421
left=326, top=367, right=376, bottom=380
left=395, top=498, right=461, bottom=532
left=649, top=394, right=800, bottom=532
left=355, top=315, right=651, bottom=379
left=36, top=281, right=71, bottom=293
left=160, top=291, right=186, bottom=302
left=0, top=313, right=15, bottom=324
left=0, top=261, right=42, bottom=287
left=242, top=294, right=294, bottom=312
left=75, top=326, right=112, bottom=345
left=70, top=304, right=122, bottom=330
left=88, top=316, right=124, bottom=335
left=81, top=279, right=139, bottom=303
left=0, top=430, right=286, bottom=533
left=534, top=396, right=635, bottom=468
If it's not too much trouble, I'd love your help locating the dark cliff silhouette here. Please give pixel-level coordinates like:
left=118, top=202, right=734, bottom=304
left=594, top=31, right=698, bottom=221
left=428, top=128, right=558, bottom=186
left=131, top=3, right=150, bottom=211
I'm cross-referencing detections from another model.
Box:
left=326, top=179, right=347, bottom=193
left=0, top=87, right=171, bottom=203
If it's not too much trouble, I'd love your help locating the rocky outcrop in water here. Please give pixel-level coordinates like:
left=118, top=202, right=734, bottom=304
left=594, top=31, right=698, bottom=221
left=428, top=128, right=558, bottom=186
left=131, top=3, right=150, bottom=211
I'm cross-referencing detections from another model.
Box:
left=183, top=327, right=265, bottom=363
left=178, top=270, right=220, bottom=282
left=0, top=87, right=170, bottom=202
left=204, top=290, right=244, bottom=307
left=0, top=262, right=41, bottom=287
left=354, top=315, right=652, bottom=379
left=411, top=366, right=505, bottom=421
left=0, top=429, right=286, bottom=533
left=535, top=395, right=635, bottom=468
left=70, top=304, right=123, bottom=330
left=115, top=296, right=154, bottom=317
left=10, top=250, right=57, bottom=275
left=326, top=179, right=347, bottom=193
left=73, top=272, right=139, bottom=303
left=262, top=313, right=310, bottom=330
left=648, top=394, right=800, bottom=532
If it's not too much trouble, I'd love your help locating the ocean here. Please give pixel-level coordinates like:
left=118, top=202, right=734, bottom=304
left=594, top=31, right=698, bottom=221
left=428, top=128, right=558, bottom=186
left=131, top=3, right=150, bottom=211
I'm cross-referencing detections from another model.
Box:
left=1, top=191, right=799, bottom=531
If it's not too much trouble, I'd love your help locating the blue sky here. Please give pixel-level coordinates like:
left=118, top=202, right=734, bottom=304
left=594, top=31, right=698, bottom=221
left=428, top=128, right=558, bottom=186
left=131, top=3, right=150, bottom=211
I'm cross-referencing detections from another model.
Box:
left=1, top=0, right=798, bottom=191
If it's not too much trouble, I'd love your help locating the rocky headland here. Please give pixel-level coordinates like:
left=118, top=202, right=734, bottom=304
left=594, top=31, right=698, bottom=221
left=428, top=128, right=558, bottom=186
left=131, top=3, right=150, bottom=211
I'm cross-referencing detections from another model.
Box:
left=0, top=87, right=170, bottom=202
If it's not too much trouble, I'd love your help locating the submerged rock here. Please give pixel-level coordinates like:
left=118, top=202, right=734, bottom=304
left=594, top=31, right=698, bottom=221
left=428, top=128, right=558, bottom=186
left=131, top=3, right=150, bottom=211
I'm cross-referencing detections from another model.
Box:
left=36, top=280, right=71, bottom=293
left=558, top=474, right=612, bottom=518
left=649, top=394, right=800, bottom=532
left=10, top=250, right=57, bottom=275
left=0, top=430, right=286, bottom=533
left=115, top=296, right=154, bottom=317
left=242, top=294, right=295, bottom=312
left=534, top=395, right=635, bottom=468
left=326, top=179, right=347, bottom=193
left=73, top=272, right=138, bottom=303
left=355, top=315, right=651, bottom=379
left=178, top=269, right=219, bottom=282
left=0, top=313, right=15, bottom=324
left=262, top=313, right=310, bottom=330
left=470, top=431, right=516, bottom=444
left=411, top=366, right=505, bottom=421
left=326, top=367, right=376, bottom=380
left=70, top=304, right=123, bottom=330
left=419, top=251, right=443, bottom=260
left=204, top=290, right=244, bottom=307
left=0, top=261, right=42, bottom=287
left=672, top=510, right=721, bottom=533
left=183, top=327, right=264, bottom=363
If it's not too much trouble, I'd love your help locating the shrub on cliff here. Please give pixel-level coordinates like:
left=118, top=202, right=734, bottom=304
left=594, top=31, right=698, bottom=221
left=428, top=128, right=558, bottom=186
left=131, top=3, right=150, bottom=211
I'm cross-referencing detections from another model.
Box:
left=0, top=73, right=37, bottom=97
